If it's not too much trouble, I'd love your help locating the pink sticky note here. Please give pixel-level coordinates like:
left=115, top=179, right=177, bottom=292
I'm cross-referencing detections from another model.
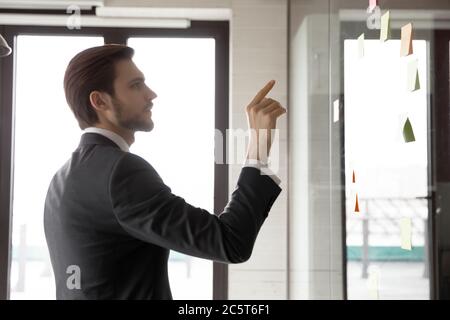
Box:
left=400, top=23, right=413, bottom=57
left=369, top=0, right=378, bottom=11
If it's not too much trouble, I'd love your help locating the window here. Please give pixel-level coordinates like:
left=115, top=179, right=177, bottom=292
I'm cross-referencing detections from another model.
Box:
left=0, top=21, right=228, bottom=300
left=128, top=37, right=216, bottom=299
left=10, top=35, right=104, bottom=299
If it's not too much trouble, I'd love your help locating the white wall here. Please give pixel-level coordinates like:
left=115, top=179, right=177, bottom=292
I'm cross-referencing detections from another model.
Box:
left=227, top=0, right=288, bottom=300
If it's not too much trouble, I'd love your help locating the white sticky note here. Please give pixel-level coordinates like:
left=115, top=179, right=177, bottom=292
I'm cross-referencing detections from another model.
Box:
left=333, top=99, right=339, bottom=123
left=358, top=33, right=365, bottom=58
left=380, top=11, right=391, bottom=42
left=400, top=217, right=412, bottom=250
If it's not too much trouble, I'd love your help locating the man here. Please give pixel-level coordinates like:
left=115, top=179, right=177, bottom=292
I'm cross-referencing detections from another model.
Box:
left=44, top=44, right=286, bottom=299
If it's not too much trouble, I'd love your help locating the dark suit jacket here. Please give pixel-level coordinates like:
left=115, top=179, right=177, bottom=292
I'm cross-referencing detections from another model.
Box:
left=44, top=132, right=282, bottom=299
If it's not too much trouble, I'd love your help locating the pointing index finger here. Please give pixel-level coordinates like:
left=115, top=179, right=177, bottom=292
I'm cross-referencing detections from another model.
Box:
left=251, top=80, right=275, bottom=105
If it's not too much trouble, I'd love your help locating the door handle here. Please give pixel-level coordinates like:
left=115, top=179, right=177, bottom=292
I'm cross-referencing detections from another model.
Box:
left=416, top=196, right=433, bottom=200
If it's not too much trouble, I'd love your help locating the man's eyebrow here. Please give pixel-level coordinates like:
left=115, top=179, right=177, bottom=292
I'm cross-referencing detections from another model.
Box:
left=128, top=76, right=145, bottom=85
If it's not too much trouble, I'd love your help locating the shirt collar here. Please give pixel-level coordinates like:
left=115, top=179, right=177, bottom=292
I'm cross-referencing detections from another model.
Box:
left=83, top=127, right=130, bottom=152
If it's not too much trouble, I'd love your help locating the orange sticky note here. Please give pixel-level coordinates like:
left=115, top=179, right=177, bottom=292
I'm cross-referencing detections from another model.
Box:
left=400, top=23, right=413, bottom=56
left=352, top=170, right=356, bottom=183
left=369, top=0, right=378, bottom=11
left=354, top=194, right=360, bottom=213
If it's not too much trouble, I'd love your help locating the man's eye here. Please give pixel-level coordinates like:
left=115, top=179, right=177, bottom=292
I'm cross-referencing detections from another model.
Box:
left=132, top=82, right=141, bottom=88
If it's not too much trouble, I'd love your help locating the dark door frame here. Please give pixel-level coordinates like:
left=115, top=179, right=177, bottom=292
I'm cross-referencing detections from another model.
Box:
left=432, top=29, right=450, bottom=300
left=339, top=21, right=443, bottom=299
left=0, top=19, right=229, bottom=300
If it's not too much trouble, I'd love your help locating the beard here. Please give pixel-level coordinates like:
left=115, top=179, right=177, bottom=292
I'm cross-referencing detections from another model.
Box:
left=111, top=97, right=154, bottom=132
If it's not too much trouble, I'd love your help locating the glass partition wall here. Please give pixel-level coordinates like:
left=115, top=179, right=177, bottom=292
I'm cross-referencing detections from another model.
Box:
left=289, top=0, right=450, bottom=299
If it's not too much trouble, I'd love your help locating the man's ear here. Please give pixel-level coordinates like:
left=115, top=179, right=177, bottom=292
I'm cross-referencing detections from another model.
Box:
left=89, top=90, right=111, bottom=112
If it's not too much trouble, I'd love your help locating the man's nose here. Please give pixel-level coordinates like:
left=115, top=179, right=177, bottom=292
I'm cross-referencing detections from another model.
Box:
left=146, top=85, right=157, bottom=100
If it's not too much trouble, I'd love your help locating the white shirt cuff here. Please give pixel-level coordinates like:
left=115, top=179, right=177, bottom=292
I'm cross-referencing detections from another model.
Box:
left=243, top=158, right=282, bottom=185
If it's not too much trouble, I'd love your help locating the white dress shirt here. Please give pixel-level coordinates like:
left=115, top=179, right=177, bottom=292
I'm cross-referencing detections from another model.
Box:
left=83, top=127, right=281, bottom=185
left=243, top=157, right=281, bottom=185
left=84, top=127, right=130, bottom=152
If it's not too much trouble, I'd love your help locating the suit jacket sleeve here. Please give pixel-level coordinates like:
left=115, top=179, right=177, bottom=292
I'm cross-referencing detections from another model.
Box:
left=108, top=153, right=282, bottom=263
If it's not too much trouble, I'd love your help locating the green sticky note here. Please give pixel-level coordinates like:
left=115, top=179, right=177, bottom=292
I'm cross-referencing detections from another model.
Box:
left=413, top=70, right=420, bottom=91
left=380, top=11, right=391, bottom=41
left=403, top=118, right=416, bottom=143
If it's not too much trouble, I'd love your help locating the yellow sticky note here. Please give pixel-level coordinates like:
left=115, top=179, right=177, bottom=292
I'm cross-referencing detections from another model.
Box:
left=358, top=33, right=365, bottom=58
left=367, top=268, right=380, bottom=299
left=380, top=11, right=391, bottom=42
left=400, top=23, right=413, bottom=56
left=400, top=217, right=412, bottom=250
left=407, top=59, right=420, bottom=91
left=333, top=99, right=339, bottom=123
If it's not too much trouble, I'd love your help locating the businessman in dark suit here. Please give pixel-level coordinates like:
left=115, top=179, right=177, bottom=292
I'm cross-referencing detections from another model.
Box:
left=44, top=44, right=287, bottom=299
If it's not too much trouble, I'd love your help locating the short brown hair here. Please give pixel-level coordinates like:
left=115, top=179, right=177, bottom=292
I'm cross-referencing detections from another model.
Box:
left=64, top=44, right=134, bottom=129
